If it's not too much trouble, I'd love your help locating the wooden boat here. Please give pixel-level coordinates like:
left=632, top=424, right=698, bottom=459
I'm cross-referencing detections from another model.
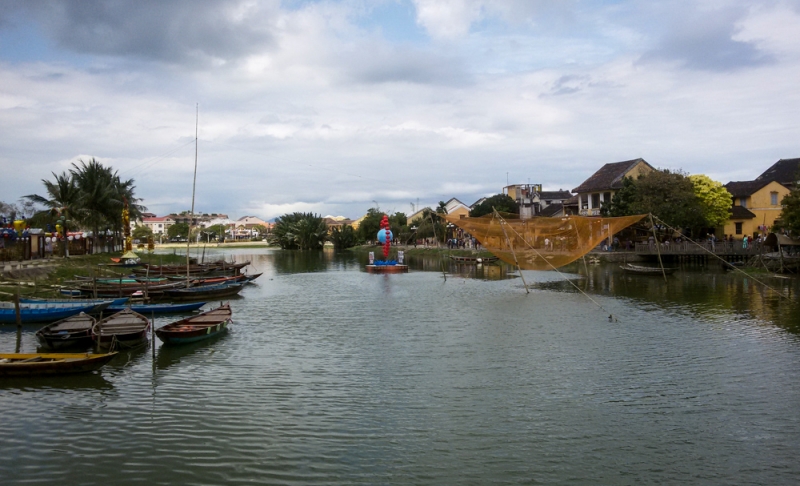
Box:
left=620, top=263, right=677, bottom=275
left=168, top=274, right=248, bottom=285
left=36, top=312, right=96, bottom=350
left=106, top=301, right=207, bottom=314
left=449, top=255, right=499, bottom=264
left=161, top=282, right=245, bottom=302
left=0, top=301, right=102, bottom=324
left=92, top=309, right=151, bottom=349
left=0, top=352, right=117, bottom=377
left=62, top=280, right=189, bottom=298
left=21, top=297, right=129, bottom=306
left=155, top=303, right=232, bottom=345
left=132, top=264, right=219, bottom=276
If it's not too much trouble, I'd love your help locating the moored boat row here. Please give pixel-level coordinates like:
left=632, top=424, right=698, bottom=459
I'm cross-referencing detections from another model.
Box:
left=3, top=302, right=235, bottom=377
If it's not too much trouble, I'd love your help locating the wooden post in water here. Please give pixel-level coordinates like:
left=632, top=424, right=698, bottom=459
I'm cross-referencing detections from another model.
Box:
left=14, top=289, right=22, bottom=353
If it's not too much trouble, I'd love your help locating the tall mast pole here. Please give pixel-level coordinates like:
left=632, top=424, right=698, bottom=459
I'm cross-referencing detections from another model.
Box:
left=186, top=104, right=198, bottom=286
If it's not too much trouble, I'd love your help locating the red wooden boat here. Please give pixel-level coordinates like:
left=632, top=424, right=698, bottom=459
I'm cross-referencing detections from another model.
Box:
left=155, top=304, right=232, bottom=345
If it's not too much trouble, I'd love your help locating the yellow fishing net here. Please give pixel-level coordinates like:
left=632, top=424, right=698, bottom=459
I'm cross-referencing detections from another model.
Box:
left=443, top=212, right=647, bottom=271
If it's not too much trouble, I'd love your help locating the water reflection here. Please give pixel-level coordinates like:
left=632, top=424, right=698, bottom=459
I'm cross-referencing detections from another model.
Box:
left=155, top=332, right=229, bottom=371
left=534, top=262, right=800, bottom=333
left=0, top=371, right=113, bottom=391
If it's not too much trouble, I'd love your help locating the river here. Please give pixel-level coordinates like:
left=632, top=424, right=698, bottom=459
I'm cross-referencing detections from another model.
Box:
left=2, top=248, right=800, bottom=485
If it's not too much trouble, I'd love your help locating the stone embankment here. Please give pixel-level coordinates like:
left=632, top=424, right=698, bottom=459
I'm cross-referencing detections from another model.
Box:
left=1, top=260, right=57, bottom=280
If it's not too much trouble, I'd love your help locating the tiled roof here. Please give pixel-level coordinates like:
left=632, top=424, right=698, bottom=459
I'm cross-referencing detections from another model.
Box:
left=755, top=158, right=800, bottom=185
left=571, top=158, right=652, bottom=193
left=540, top=203, right=564, bottom=217
left=143, top=216, right=174, bottom=222
left=724, top=180, right=772, bottom=197
left=563, top=195, right=579, bottom=205
left=540, top=190, right=572, bottom=200
left=729, top=206, right=756, bottom=219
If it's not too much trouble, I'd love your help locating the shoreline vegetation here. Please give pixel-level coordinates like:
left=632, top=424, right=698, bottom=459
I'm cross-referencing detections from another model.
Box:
left=0, top=243, right=781, bottom=304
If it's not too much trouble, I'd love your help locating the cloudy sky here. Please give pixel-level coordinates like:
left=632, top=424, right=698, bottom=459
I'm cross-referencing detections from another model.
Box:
left=1, top=0, right=798, bottom=220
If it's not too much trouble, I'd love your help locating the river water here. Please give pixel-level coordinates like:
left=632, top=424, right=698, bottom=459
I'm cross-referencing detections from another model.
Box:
left=2, top=248, right=800, bottom=485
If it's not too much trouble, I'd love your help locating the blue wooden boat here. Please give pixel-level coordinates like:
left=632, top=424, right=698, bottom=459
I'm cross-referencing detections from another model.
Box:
left=21, top=297, right=130, bottom=306
left=155, top=303, right=231, bottom=345
left=0, top=302, right=103, bottom=324
left=106, top=302, right=206, bottom=314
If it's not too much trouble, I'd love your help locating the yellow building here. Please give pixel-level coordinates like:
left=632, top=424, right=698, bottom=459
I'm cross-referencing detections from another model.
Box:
left=723, top=180, right=790, bottom=238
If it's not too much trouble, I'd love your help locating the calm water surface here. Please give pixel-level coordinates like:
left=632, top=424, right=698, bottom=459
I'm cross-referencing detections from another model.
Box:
left=2, top=248, right=800, bottom=485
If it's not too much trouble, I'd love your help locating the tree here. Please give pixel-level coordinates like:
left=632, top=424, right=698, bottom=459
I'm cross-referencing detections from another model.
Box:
left=268, top=213, right=327, bottom=250
left=206, top=224, right=228, bottom=240
left=329, top=224, right=357, bottom=250
left=689, top=174, right=732, bottom=229
left=779, top=189, right=800, bottom=236
left=356, top=208, right=384, bottom=243
left=23, top=171, right=82, bottom=225
left=132, top=225, right=153, bottom=240
left=600, top=177, right=637, bottom=217
left=469, top=194, right=519, bottom=217
left=251, top=224, right=269, bottom=239
left=168, top=222, right=190, bottom=240
left=436, top=201, right=448, bottom=214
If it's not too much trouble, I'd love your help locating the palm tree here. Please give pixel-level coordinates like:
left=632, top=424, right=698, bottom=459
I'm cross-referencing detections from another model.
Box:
left=71, top=158, right=116, bottom=247
left=24, top=171, right=82, bottom=223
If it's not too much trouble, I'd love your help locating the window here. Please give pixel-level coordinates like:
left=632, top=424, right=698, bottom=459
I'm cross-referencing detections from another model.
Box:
left=740, top=197, right=747, bottom=208
left=771, top=192, right=779, bottom=205
left=735, top=222, right=743, bottom=235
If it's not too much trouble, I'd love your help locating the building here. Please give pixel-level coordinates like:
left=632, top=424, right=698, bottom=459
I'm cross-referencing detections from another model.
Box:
left=754, top=158, right=800, bottom=190
left=503, top=184, right=541, bottom=219
left=141, top=216, right=175, bottom=235
left=724, top=180, right=790, bottom=238
left=442, top=198, right=470, bottom=219
left=571, top=158, right=655, bottom=216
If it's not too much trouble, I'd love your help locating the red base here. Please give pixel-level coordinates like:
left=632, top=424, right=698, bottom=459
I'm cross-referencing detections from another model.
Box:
left=366, top=265, right=409, bottom=274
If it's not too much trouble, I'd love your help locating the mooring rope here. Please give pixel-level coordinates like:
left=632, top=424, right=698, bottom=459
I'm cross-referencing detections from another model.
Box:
left=650, top=215, right=791, bottom=300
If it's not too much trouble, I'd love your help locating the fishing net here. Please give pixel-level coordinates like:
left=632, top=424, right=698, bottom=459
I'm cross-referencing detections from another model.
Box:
left=443, top=212, right=647, bottom=271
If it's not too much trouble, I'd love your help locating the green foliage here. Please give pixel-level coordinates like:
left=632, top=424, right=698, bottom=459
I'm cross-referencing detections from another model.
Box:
left=250, top=224, right=269, bottom=238
left=599, top=169, right=705, bottom=232
left=779, top=189, right=800, bottom=236
left=389, top=212, right=407, bottom=228
left=469, top=194, right=519, bottom=217
left=601, top=177, right=637, bottom=217
left=436, top=201, right=448, bottom=214
left=167, top=222, right=190, bottom=240
left=411, top=208, right=445, bottom=241
left=132, top=225, right=153, bottom=240
left=269, top=212, right=327, bottom=250
left=689, top=174, right=732, bottom=228
left=206, top=224, right=228, bottom=238
left=24, top=159, right=145, bottom=244
left=329, top=224, right=357, bottom=250
left=356, top=208, right=384, bottom=243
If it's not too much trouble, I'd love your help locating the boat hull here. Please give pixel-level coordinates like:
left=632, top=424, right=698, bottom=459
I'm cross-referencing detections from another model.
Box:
left=92, top=309, right=151, bottom=349
left=0, top=303, right=100, bottom=324
left=366, top=264, right=409, bottom=274
left=106, top=302, right=207, bottom=315
left=155, top=304, right=232, bottom=345
left=0, top=352, right=117, bottom=377
left=36, top=313, right=96, bottom=350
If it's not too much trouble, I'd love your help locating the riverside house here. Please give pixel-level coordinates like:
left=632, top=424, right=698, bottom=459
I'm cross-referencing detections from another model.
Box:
left=571, top=158, right=655, bottom=216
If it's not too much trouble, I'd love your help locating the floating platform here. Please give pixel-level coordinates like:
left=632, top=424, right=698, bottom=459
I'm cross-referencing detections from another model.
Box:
left=366, top=264, right=409, bottom=274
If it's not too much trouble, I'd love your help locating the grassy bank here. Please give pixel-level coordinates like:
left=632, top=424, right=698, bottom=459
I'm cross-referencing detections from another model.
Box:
left=0, top=252, right=186, bottom=301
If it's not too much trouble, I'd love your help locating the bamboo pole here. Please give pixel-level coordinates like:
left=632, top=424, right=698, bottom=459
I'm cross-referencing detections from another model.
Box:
left=649, top=214, right=668, bottom=283
left=14, top=290, right=22, bottom=353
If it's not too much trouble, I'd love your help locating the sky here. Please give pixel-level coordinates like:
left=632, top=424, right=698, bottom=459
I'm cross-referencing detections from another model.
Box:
left=1, top=0, right=799, bottom=221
